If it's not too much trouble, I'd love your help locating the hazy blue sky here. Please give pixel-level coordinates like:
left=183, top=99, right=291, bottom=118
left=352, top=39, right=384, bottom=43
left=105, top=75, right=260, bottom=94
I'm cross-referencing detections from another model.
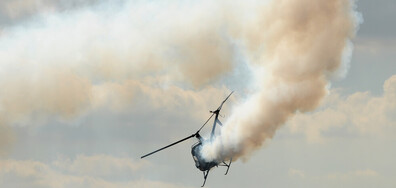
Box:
left=0, top=0, right=395, bottom=188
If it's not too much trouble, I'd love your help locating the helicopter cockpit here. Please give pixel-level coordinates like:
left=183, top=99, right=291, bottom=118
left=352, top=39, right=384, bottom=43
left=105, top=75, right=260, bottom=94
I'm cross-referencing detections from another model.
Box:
left=191, top=141, right=219, bottom=172
left=191, top=142, right=202, bottom=169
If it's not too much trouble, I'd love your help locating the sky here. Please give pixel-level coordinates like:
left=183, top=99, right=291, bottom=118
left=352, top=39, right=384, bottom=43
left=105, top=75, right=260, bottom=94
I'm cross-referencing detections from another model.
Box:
left=0, top=0, right=395, bottom=188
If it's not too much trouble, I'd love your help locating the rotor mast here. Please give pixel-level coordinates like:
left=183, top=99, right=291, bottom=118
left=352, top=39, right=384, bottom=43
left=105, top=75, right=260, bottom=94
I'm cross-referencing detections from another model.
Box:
left=210, top=91, right=233, bottom=140
left=210, top=110, right=220, bottom=140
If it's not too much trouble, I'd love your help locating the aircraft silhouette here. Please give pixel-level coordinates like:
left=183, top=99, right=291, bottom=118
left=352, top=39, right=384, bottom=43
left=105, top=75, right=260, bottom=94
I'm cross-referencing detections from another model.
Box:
left=141, top=91, right=234, bottom=187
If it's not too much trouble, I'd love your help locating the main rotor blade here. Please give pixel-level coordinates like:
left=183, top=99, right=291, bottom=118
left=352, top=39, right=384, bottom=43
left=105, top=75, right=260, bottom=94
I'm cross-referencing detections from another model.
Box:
left=141, top=134, right=196, bottom=159
left=217, top=91, right=234, bottom=111
left=197, top=113, right=215, bottom=133
left=197, top=91, right=233, bottom=133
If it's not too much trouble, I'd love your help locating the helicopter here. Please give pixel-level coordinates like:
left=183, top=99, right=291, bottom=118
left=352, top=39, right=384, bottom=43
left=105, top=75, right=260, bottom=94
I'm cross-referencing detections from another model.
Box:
left=141, top=91, right=234, bottom=187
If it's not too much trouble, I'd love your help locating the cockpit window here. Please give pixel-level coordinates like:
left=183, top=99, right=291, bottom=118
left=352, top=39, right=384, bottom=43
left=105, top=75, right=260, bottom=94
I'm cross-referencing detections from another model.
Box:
left=193, top=155, right=200, bottom=167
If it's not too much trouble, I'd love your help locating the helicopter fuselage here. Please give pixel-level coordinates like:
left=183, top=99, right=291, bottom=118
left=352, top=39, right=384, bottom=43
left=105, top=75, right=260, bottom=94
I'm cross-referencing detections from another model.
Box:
left=140, top=91, right=234, bottom=187
left=191, top=141, right=218, bottom=171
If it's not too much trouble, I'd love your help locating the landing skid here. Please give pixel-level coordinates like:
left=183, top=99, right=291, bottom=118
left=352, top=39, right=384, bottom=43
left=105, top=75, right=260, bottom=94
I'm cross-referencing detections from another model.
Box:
left=201, top=170, right=209, bottom=187
left=219, top=158, right=232, bottom=175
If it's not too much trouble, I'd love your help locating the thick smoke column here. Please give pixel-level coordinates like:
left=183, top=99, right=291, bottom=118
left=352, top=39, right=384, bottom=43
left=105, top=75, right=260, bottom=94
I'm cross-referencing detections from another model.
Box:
left=0, top=0, right=360, bottom=159
left=0, top=0, right=234, bottom=154
left=201, top=0, right=361, bottom=161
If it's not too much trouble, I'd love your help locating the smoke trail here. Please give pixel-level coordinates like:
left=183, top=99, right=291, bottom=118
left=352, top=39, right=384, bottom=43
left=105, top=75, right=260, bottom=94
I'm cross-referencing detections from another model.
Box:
left=0, top=0, right=235, bottom=154
left=0, top=0, right=360, bottom=159
left=201, top=0, right=361, bottom=161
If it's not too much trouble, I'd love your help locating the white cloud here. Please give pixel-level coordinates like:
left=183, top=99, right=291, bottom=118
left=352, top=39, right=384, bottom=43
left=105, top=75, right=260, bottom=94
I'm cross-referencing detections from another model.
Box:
left=354, top=169, right=379, bottom=177
left=288, top=168, right=305, bottom=178
left=0, top=155, right=189, bottom=188
left=327, top=169, right=379, bottom=180
left=0, top=0, right=102, bottom=22
left=52, top=154, right=149, bottom=177
left=288, top=75, right=396, bottom=142
left=354, top=37, right=396, bottom=55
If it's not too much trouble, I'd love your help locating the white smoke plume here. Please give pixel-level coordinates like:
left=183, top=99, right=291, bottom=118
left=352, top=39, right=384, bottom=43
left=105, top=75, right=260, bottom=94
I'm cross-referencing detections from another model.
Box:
left=0, top=0, right=234, bottom=154
left=0, top=0, right=360, bottom=160
left=201, top=0, right=361, bottom=161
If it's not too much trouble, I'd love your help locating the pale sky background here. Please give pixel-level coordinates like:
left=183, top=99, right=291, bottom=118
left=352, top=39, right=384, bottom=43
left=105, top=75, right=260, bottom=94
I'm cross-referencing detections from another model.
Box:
left=0, top=0, right=395, bottom=188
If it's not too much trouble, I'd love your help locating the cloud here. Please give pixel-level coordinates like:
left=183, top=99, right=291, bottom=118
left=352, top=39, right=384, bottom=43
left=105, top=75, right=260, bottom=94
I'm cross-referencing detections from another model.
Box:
left=52, top=154, right=148, bottom=178
left=289, top=74, right=396, bottom=142
left=288, top=168, right=305, bottom=178
left=0, top=0, right=102, bottom=24
left=327, top=169, right=379, bottom=180
left=354, top=169, right=379, bottom=177
left=354, top=37, right=396, bottom=55
left=0, top=123, right=14, bottom=157
left=0, top=0, right=53, bottom=20
left=0, top=155, right=189, bottom=188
